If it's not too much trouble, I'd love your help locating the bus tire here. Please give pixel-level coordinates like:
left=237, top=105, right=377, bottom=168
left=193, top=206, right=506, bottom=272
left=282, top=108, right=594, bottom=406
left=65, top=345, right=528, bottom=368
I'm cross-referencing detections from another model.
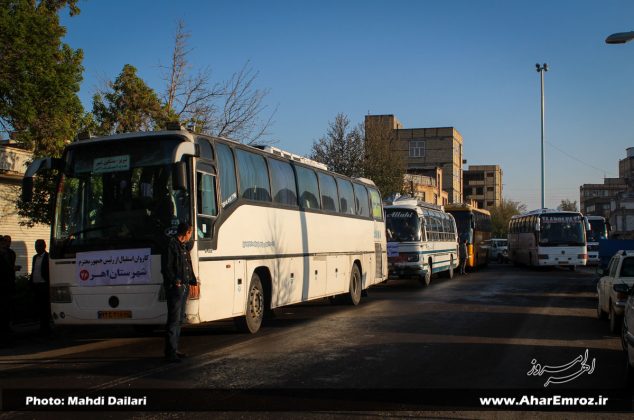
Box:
left=569, top=265, right=577, bottom=272
left=421, top=260, right=432, bottom=286
left=347, top=264, right=362, bottom=306
left=445, top=256, right=454, bottom=279
left=234, top=273, right=264, bottom=334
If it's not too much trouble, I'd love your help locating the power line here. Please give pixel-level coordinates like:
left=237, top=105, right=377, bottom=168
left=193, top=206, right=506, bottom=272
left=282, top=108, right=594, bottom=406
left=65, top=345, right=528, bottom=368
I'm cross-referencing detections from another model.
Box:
left=545, top=141, right=616, bottom=177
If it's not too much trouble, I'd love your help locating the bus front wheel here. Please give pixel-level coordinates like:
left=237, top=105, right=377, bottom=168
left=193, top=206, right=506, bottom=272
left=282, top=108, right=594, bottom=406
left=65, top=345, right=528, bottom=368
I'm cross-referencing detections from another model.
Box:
left=234, top=273, right=264, bottom=334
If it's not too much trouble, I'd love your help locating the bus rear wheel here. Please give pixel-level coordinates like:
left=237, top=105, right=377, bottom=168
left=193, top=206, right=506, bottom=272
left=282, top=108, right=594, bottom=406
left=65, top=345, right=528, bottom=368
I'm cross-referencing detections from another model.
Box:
left=234, top=273, right=264, bottom=334
left=347, top=264, right=362, bottom=305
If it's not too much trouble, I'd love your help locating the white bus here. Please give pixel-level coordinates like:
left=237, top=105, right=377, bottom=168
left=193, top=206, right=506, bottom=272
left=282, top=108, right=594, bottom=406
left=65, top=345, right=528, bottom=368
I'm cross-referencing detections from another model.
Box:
left=507, top=209, right=588, bottom=270
left=585, top=215, right=609, bottom=265
left=385, top=196, right=458, bottom=286
left=22, top=128, right=387, bottom=333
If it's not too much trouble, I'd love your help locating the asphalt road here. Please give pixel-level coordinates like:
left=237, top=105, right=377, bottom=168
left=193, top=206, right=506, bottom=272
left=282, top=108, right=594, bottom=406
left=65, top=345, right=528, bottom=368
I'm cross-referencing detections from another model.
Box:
left=0, top=263, right=630, bottom=415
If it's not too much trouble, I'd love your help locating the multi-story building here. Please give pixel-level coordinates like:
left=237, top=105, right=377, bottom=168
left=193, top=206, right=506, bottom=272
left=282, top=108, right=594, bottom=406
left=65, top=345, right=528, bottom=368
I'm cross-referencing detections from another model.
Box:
left=364, top=114, right=463, bottom=203
left=402, top=167, right=448, bottom=206
left=0, top=140, right=50, bottom=275
left=580, top=178, right=626, bottom=218
left=463, top=165, right=503, bottom=209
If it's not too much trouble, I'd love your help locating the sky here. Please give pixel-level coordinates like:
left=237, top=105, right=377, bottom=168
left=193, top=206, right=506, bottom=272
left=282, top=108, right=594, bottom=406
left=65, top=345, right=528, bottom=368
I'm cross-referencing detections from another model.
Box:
left=59, top=0, right=634, bottom=211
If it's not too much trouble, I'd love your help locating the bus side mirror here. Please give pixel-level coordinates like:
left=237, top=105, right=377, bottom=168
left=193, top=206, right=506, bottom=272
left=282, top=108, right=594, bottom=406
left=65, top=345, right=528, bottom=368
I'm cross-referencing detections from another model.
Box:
left=173, top=162, right=188, bottom=190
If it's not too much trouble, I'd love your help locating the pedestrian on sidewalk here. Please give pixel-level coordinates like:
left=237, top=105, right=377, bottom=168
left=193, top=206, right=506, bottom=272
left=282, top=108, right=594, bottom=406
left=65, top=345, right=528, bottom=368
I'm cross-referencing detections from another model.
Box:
left=29, top=239, right=51, bottom=334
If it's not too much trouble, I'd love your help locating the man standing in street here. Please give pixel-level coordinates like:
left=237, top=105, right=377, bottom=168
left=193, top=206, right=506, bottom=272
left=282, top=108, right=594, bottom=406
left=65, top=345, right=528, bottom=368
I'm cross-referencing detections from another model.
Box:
left=459, top=238, right=468, bottom=275
left=163, top=222, right=197, bottom=363
left=30, top=239, right=51, bottom=334
left=0, top=236, right=14, bottom=342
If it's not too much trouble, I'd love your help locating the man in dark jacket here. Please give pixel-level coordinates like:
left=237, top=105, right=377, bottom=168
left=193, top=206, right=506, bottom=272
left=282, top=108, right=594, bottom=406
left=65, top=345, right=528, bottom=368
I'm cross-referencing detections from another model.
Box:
left=30, top=239, right=51, bottom=334
left=163, top=222, right=197, bottom=362
left=459, top=238, right=468, bottom=275
left=0, top=236, right=14, bottom=337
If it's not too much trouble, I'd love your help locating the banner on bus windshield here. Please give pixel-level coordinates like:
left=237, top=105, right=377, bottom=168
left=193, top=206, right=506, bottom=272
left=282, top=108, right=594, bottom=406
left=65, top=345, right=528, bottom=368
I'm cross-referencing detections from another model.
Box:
left=541, top=216, right=582, bottom=224
left=76, top=248, right=151, bottom=286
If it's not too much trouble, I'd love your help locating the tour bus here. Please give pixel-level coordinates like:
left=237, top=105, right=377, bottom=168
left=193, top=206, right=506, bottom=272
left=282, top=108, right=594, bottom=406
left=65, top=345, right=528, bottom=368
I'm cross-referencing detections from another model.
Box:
left=507, top=209, right=588, bottom=270
left=445, top=203, right=492, bottom=269
left=384, top=196, right=458, bottom=286
left=585, top=215, right=609, bottom=265
left=22, top=127, right=388, bottom=333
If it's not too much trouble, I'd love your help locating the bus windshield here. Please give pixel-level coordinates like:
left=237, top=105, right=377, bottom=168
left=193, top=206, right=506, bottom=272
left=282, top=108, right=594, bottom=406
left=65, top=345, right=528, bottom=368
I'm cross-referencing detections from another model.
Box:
left=448, top=211, right=473, bottom=243
left=52, top=137, right=191, bottom=258
left=538, top=214, right=585, bottom=246
left=385, top=209, right=421, bottom=242
left=587, top=219, right=608, bottom=242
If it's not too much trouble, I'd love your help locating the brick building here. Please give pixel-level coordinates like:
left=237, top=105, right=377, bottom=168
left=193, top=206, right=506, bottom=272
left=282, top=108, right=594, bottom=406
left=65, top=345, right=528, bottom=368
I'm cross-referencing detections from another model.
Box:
left=463, top=165, right=503, bottom=210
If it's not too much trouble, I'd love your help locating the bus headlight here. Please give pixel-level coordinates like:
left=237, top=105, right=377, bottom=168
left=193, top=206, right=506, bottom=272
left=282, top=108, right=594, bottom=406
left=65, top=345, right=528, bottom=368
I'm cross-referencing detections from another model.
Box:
left=538, top=254, right=549, bottom=260
left=51, top=286, right=72, bottom=303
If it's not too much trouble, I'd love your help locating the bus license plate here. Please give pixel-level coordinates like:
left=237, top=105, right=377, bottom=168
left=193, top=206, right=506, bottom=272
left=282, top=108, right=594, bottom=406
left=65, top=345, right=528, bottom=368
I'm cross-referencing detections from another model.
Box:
left=98, top=310, right=132, bottom=319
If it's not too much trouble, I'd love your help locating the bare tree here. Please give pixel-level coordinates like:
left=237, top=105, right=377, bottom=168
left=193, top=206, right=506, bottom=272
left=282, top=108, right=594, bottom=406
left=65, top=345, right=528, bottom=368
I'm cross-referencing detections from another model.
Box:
left=161, top=20, right=222, bottom=131
left=162, top=21, right=275, bottom=144
left=310, top=113, right=364, bottom=177
left=363, top=117, right=406, bottom=197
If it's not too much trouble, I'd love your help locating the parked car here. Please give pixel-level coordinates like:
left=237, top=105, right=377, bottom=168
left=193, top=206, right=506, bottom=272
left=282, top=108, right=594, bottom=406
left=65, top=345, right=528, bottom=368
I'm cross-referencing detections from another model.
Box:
left=620, top=282, right=634, bottom=385
left=596, top=250, right=634, bottom=334
left=484, top=238, right=508, bottom=263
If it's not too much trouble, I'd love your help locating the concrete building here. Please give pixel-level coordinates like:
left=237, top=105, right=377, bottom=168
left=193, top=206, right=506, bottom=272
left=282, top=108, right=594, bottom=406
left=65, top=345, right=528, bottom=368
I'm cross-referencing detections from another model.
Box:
left=365, top=114, right=464, bottom=203
left=0, top=140, right=50, bottom=276
left=580, top=178, right=626, bottom=218
left=402, top=168, right=448, bottom=206
left=463, top=165, right=503, bottom=209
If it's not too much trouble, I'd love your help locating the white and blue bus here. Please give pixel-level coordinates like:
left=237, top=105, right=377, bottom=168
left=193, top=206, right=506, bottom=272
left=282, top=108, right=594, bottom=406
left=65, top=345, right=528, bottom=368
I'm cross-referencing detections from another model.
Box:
left=508, top=209, right=588, bottom=270
left=22, top=128, right=387, bottom=333
left=385, top=197, right=458, bottom=286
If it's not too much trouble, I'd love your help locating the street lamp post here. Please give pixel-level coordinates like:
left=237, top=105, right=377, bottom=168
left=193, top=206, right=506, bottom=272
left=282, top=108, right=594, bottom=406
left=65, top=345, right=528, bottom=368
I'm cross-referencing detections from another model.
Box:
left=536, top=63, right=548, bottom=209
left=606, top=31, right=634, bottom=44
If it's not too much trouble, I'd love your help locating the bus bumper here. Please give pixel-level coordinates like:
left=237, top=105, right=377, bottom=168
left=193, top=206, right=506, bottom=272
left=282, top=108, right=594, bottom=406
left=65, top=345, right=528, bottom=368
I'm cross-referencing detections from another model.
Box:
left=388, top=263, right=425, bottom=279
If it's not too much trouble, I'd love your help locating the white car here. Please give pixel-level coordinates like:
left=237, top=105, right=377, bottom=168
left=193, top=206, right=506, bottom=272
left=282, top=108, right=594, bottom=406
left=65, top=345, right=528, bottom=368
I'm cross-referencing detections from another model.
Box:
left=597, top=250, right=634, bottom=334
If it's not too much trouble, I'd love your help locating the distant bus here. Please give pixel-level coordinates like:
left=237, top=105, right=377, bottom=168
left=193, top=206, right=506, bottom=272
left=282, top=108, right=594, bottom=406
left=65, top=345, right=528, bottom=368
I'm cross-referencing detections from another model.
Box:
left=508, top=209, right=588, bottom=270
left=445, top=203, right=492, bottom=269
left=385, top=197, right=458, bottom=286
left=22, top=128, right=387, bottom=333
left=585, top=215, right=609, bottom=265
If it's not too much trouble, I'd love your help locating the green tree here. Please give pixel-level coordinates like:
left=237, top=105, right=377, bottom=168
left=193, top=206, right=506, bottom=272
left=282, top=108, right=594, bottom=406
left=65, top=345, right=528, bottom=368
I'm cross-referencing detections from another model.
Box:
left=92, top=64, right=168, bottom=134
left=362, top=117, right=406, bottom=197
left=558, top=199, right=578, bottom=212
left=310, top=113, right=364, bottom=177
left=0, top=0, right=84, bottom=226
left=489, top=198, right=527, bottom=237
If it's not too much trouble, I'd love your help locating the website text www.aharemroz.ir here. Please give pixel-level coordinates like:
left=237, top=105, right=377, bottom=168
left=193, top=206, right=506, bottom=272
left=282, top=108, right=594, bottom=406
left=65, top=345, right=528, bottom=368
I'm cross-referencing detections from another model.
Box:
left=480, top=395, right=609, bottom=408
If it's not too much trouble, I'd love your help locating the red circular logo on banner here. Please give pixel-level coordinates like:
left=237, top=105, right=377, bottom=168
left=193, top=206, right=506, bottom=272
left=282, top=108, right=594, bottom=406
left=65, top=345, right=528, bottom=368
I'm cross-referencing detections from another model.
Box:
left=79, top=270, right=90, bottom=281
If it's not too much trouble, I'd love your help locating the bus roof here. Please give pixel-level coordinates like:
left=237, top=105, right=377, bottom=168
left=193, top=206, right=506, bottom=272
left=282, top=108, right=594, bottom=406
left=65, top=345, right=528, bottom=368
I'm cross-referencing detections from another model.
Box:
left=511, top=208, right=583, bottom=219
left=444, top=203, right=491, bottom=216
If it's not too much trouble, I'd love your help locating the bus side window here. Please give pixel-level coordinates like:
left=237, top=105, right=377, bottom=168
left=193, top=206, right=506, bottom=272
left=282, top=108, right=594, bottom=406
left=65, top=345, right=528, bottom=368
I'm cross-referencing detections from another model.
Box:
left=196, top=172, right=217, bottom=241
left=216, top=143, right=238, bottom=208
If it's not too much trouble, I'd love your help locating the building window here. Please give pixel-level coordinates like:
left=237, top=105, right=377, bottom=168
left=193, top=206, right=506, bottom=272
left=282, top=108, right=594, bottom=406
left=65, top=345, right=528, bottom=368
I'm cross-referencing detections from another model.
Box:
left=476, top=187, right=484, bottom=195
left=487, top=201, right=494, bottom=207
left=409, top=140, right=425, bottom=158
left=487, top=187, right=494, bottom=192
left=486, top=173, right=494, bottom=177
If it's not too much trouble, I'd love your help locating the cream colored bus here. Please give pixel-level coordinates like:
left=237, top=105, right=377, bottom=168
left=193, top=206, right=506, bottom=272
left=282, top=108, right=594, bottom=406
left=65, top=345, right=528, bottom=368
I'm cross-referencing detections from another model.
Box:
left=23, top=128, right=387, bottom=333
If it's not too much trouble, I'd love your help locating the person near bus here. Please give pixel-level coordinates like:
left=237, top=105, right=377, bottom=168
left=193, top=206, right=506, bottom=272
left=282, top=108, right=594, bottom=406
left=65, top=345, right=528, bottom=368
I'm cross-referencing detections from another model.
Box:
left=163, top=222, right=197, bottom=363
left=0, top=236, right=15, bottom=339
left=30, top=239, right=51, bottom=334
left=459, top=238, right=468, bottom=275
